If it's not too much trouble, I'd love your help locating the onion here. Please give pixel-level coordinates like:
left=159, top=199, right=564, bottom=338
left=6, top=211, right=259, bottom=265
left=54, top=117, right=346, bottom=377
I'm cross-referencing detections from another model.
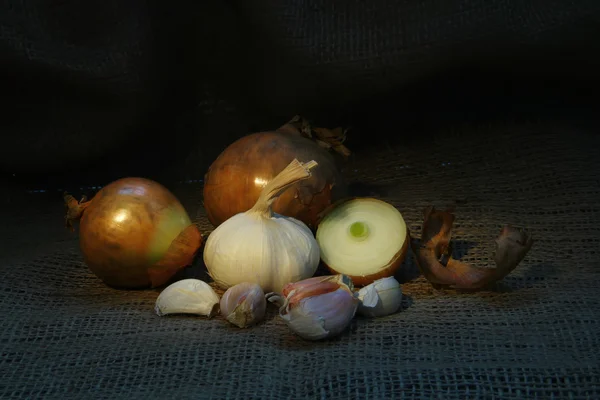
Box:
left=64, top=178, right=203, bottom=289
left=202, top=116, right=348, bottom=230
left=315, top=198, right=409, bottom=286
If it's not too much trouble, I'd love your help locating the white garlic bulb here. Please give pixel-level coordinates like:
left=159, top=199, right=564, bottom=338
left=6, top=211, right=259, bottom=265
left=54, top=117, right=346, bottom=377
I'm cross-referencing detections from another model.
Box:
left=267, top=274, right=359, bottom=341
left=203, top=159, right=321, bottom=293
left=357, top=276, right=402, bottom=318
left=220, top=282, right=267, bottom=328
left=154, top=279, right=220, bottom=317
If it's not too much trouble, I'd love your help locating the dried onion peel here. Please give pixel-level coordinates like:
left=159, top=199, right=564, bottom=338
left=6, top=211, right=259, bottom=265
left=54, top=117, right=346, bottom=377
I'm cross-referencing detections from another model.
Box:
left=412, top=206, right=534, bottom=290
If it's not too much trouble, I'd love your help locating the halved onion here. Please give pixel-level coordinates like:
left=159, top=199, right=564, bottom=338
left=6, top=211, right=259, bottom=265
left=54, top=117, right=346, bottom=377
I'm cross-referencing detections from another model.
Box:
left=316, top=198, right=409, bottom=286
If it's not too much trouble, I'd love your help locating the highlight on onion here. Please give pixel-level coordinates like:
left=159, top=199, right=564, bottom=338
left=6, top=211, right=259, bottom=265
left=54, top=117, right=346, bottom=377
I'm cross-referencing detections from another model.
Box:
left=63, top=178, right=203, bottom=289
left=315, top=198, right=409, bottom=286
left=202, top=115, right=349, bottom=231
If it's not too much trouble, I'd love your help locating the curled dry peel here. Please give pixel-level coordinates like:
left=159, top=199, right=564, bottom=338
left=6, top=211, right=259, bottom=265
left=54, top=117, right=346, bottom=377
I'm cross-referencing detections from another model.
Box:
left=412, top=206, right=534, bottom=290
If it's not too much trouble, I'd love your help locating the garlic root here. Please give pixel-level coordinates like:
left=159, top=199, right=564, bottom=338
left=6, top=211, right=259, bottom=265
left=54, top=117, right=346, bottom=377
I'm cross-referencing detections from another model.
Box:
left=412, top=206, right=534, bottom=290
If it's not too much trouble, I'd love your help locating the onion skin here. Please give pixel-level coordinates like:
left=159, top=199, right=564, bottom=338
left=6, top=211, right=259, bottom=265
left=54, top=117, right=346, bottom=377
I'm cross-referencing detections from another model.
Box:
left=64, top=178, right=202, bottom=289
left=412, top=206, right=534, bottom=290
left=202, top=118, right=347, bottom=230
left=316, top=197, right=410, bottom=287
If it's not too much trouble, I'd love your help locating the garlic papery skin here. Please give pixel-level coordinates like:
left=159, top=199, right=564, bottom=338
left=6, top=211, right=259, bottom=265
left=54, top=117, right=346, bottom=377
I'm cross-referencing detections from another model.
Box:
left=154, top=279, right=220, bottom=318
left=281, top=275, right=340, bottom=297
left=220, top=282, right=267, bottom=328
left=357, top=276, right=402, bottom=318
left=266, top=274, right=359, bottom=341
left=203, top=159, right=321, bottom=293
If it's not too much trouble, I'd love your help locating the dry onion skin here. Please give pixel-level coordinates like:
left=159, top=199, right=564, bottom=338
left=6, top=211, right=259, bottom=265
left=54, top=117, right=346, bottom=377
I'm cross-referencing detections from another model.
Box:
left=316, top=198, right=409, bottom=286
left=64, top=178, right=202, bottom=289
left=202, top=116, right=349, bottom=231
left=412, top=206, right=534, bottom=290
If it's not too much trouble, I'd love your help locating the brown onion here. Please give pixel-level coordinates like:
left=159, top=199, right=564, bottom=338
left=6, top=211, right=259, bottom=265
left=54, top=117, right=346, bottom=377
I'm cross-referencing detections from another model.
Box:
left=202, top=116, right=348, bottom=230
left=64, top=178, right=202, bottom=289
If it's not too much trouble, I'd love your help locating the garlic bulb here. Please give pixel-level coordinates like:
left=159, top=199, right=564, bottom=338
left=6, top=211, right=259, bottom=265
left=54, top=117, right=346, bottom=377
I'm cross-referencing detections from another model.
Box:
left=203, top=159, right=321, bottom=293
left=266, top=274, right=359, bottom=341
left=155, top=279, right=220, bottom=317
left=220, top=282, right=267, bottom=328
left=357, top=276, right=402, bottom=318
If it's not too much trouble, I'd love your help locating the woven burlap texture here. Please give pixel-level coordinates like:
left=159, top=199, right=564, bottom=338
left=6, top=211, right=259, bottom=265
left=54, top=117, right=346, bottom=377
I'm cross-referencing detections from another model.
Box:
left=3, top=0, right=599, bottom=174
left=1, top=125, right=598, bottom=399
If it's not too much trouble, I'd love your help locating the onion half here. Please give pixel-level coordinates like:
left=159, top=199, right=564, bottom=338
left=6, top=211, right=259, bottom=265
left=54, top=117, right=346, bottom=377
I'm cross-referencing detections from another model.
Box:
left=316, top=198, right=409, bottom=286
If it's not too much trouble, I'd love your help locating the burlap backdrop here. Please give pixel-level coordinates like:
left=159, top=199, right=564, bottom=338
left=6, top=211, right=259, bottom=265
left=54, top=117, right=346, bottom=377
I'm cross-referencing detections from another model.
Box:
left=1, top=0, right=599, bottom=179
left=1, top=0, right=600, bottom=399
left=1, top=121, right=599, bottom=398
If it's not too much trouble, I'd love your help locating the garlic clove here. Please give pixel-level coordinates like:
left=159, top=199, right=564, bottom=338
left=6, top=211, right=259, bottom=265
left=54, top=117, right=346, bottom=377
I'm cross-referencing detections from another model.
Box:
left=357, top=276, right=402, bottom=318
left=284, top=288, right=359, bottom=340
left=220, top=282, right=267, bottom=328
left=155, top=278, right=220, bottom=318
left=267, top=274, right=359, bottom=340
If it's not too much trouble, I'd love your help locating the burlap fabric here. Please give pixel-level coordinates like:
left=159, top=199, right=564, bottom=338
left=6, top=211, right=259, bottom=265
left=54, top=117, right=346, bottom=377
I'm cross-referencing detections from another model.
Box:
left=1, top=123, right=598, bottom=399
left=2, top=0, right=600, bottom=176
left=2, top=0, right=600, bottom=397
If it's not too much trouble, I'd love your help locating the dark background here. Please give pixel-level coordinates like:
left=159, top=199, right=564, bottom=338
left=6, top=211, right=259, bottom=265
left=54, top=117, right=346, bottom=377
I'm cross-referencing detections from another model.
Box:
left=1, top=0, right=598, bottom=192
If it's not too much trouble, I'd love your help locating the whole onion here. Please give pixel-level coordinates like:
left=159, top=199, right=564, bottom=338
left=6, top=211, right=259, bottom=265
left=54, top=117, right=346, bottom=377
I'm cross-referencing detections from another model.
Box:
left=64, top=178, right=203, bottom=289
left=202, top=116, right=348, bottom=230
